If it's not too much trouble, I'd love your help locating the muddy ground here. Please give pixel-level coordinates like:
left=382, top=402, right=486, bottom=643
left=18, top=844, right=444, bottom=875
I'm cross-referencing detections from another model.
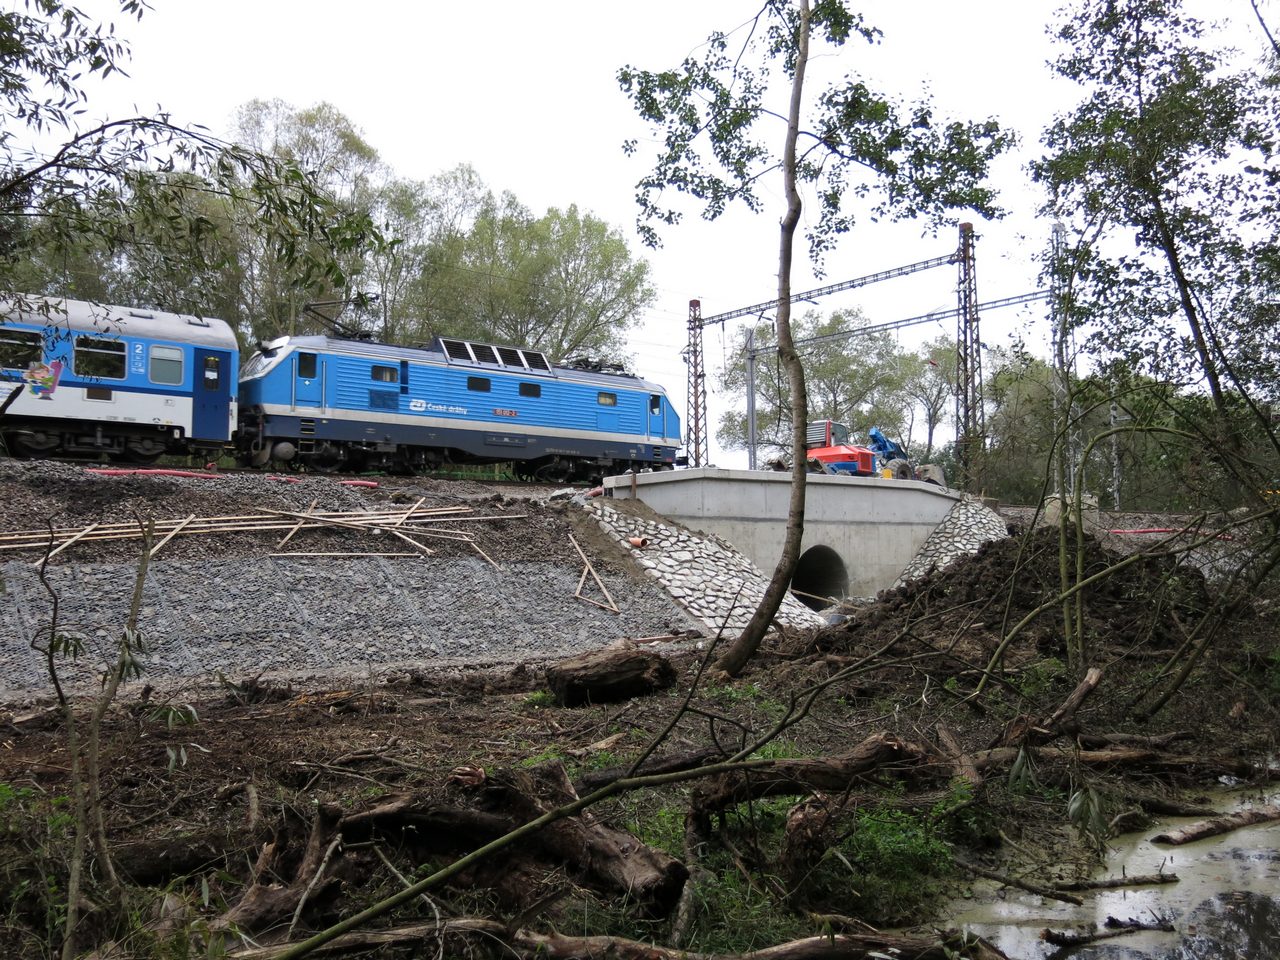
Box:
left=0, top=462, right=1277, bottom=959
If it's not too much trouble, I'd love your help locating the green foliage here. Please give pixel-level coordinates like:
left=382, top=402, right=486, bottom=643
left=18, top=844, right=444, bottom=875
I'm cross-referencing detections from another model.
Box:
left=715, top=309, right=922, bottom=459
left=801, top=805, right=955, bottom=927
left=0, top=5, right=378, bottom=329
left=1067, top=785, right=1110, bottom=855
left=521, top=690, right=556, bottom=709
left=1007, top=746, right=1040, bottom=795
left=617, top=2, right=1011, bottom=258
left=624, top=801, right=686, bottom=858
left=1017, top=658, right=1067, bottom=700
left=1036, top=0, right=1280, bottom=443
left=678, top=865, right=811, bottom=953
left=0, top=784, right=74, bottom=951
left=517, top=745, right=567, bottom=768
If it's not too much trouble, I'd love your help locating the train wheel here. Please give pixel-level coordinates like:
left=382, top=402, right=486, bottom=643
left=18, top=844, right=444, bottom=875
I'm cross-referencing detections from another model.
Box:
left=297, top=442, right=343, bottom=474
left=119, top=438, right=166, bottom=464
left=10, top=431, right=60, bottom=458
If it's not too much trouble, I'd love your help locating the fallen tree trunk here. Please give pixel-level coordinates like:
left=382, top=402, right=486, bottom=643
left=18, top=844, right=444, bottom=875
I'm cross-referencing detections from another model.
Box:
left=994, top=666, right=1103, bottom=747
left=545, top=644, right=677, bottom=706
left=693, top=733, right=942, bottom=814
left=1051, top=873, right=1178, bottom=891
left=228, top=916, right=1011, bottom=960
left=953, top=859, right=1083, bottom=906
left=971, top=745, right=1278, bottom=781
left=1041, top=916, right=1175, bottom=946
left=575, top=746, right=723, bottom=794
left=479, top=762, right=688, bottom=915
left=114, top=821, right=266, bottom=886
left=1151, top=804, right=1280, bottom=845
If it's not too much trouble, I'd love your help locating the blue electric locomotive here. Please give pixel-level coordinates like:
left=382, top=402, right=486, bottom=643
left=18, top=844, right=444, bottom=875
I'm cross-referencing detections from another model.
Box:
left=0, top=297, right=238, bottom=462
left=237, top=334, right=682, bottom=481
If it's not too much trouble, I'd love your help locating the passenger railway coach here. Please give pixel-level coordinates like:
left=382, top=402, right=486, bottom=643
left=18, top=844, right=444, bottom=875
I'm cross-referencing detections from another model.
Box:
left=0, top=297, right=237, bottom=462
left=237, top=334, right=682, bottom=481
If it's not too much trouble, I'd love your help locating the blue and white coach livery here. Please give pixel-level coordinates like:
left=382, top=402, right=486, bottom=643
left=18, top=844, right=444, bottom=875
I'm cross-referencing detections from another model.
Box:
left=237, top=335, right=681, bottom=481
left=0, top=297, right=238, bottom=462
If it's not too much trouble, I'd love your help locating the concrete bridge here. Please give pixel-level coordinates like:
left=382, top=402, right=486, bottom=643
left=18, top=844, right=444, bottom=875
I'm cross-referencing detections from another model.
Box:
left=602, top=467, right=961, bottom=605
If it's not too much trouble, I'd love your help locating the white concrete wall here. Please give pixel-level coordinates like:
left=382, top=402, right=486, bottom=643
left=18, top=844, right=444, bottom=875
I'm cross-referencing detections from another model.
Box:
left=604, top=468, right=960, bottom=597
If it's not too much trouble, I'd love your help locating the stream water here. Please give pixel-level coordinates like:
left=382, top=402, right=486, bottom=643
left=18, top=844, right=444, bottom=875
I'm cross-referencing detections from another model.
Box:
left=944, top=787, right=1280, bottom=959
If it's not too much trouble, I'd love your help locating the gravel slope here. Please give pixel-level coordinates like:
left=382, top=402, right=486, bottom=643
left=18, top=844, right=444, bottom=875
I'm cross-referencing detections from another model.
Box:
left=0, top=461, right=700, bottom=704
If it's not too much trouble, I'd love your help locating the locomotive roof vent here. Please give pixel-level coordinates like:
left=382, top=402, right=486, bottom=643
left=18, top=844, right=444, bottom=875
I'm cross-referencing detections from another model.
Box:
left=437, top=337, right=553, bottom=374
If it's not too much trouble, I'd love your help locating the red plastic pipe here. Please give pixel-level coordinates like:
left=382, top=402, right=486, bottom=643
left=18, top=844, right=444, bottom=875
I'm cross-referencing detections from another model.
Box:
left=86, top=468, right=218, bottom=479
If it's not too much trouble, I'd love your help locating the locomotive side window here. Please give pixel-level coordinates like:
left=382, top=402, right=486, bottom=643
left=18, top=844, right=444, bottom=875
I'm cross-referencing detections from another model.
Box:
left=74, top=337, right=126, bottom=379
left=203, top=356, right=221, bottom=390
left=0, top=329, right=42, bottom=370
left=649, top=394, right=661, bottom=414
left=597, top=392, right=617, bottom=407
left=372, top=364, right=398, bottom=383
left=519, top=382, right=541, bottom=398
left=467, top=376, right=491, bottom=392
left=297, top=352, right=318, bottom=379
left=149, top=345, right=184, bottom=385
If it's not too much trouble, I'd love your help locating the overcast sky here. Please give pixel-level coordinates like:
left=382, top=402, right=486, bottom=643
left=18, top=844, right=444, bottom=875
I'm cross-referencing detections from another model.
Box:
left=72, top=0, right=1261, bottom=465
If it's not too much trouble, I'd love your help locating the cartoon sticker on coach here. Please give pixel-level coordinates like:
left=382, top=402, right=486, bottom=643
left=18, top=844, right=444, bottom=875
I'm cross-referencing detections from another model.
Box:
left=23, top=359, right=62, bottom=399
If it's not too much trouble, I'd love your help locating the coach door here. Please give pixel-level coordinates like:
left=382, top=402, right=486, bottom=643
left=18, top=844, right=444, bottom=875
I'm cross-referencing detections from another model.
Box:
left=192, top=348, right=233, bottom=441
left=294, top=351, right=322, bottom=407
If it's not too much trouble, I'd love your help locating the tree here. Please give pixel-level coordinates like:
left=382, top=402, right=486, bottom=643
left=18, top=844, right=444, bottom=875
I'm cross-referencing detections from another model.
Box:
left=620, top=0, right=1009, bottom=674
left=716, top=308, right=915, bottom=459
left=902, top=335, right=955, bottom=462
left=0, top=6, right=375, bottom=330
left=429, top=196, right=654, bottom=362
left=360, top=164, right=488, bottom=344
left=228, top=99, right=382, bottom=341
left=1035, top=0, right=1280, bottom=468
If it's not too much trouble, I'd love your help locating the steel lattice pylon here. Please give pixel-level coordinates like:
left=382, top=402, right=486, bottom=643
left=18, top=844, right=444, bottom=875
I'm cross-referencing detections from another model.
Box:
left=684, top=299, right=709, bottom=467
left=955, top=222, right=984, bottom=491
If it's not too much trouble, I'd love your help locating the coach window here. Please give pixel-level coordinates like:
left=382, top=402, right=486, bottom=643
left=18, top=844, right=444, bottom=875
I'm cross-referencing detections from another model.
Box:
left=0, top=329, right=42, bottom=370
left=467, top=376, right=491, bottom=392
left=297, top=352, right=317, bottom=379
left=372, top=364, right=398, bottom=383
left=203, top=356, right=221, bottom=390
left=74, top=337, right=126, bottom=379
left=597, top=391, right=617, bottom=407
left=518, top=382, right=541, bottom=398
left=149, top=345, right=184, bottom=385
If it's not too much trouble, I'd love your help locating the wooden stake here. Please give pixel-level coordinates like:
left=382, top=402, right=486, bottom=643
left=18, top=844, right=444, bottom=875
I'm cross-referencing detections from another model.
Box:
left=392, top=497, right=426, bottom=527
left=385, top=529, right=435, bottom=556
left=149, top=514, right=195, bottom=559
left=568, top=532, right=619, bottom=613
left=276, top=499, right=320, bottom=549
left=32, top=523, right=98, bottom=567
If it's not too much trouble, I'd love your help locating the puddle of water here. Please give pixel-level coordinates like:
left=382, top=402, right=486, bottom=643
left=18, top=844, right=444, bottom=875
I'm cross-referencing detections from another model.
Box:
left=942, top=788, right=1280, bottom=959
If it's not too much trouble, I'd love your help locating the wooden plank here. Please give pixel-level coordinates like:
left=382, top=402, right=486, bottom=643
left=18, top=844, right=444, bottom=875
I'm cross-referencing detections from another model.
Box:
left=271, top=552, right=421, bottom=558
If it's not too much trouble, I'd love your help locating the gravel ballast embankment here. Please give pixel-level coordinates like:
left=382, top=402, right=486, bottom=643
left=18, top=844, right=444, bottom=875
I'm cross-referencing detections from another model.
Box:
left=0, top=461, right=701, bottom=704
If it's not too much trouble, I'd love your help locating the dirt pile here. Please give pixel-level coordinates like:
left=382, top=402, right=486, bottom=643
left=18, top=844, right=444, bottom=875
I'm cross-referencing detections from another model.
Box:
left=801, top=524, right=1217, bottom=669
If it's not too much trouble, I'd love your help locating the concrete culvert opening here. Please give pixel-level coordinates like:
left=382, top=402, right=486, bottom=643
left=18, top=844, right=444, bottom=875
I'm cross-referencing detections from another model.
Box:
left=790, top=544, right=850, bottom=611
